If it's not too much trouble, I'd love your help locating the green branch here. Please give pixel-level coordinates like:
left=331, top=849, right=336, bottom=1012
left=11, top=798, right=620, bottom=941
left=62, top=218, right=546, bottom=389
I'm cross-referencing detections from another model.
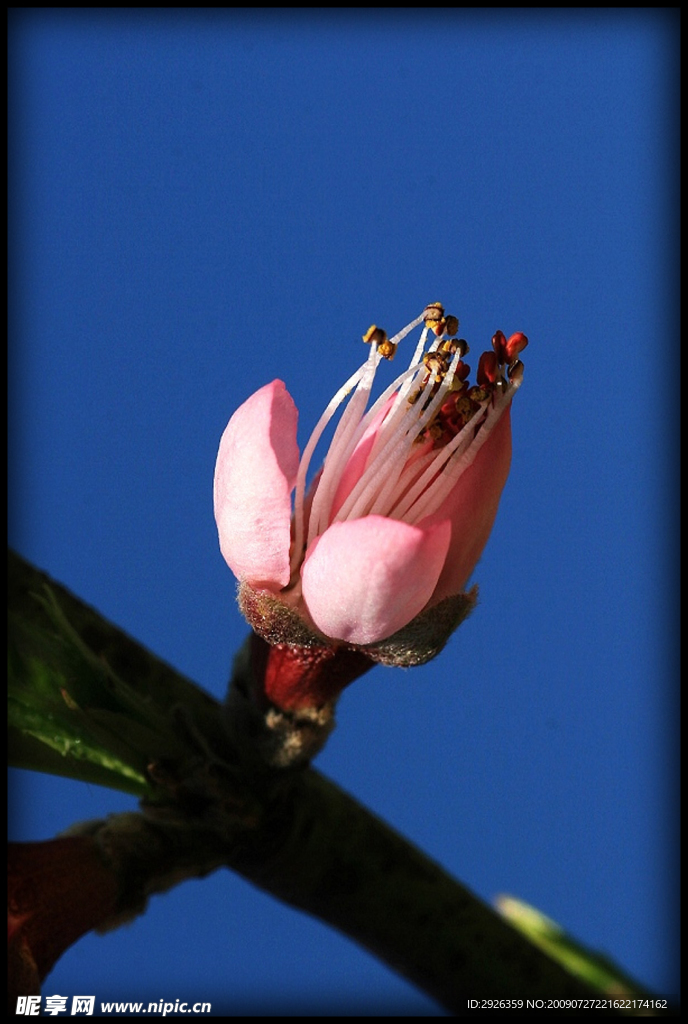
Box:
left=8, top=550, right=661, bottom=1013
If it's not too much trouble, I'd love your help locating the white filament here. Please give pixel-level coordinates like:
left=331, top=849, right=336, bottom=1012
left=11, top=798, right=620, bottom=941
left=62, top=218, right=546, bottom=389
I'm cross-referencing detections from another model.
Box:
left=290, top=354, right=375, bottom=577
left=289, top=310, right=518, bottom=577
left=291, top=312, right=425, bottom=574
left=333, top=345, right=465, bottom=523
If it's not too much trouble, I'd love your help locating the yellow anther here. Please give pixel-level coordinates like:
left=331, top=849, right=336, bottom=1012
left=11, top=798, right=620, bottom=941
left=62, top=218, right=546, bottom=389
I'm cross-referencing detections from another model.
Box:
left=423, top=351, right=449, bottom=382
left=468, top=385, right=492, bottom=404
left=362, top=324, right=387, bottom=346
left=377, top=339, right=397, bottom=361
left=453, top=394, right=476, bottom=419
left=423, top=301, right=445, bottom=329
left=423, top=301, right=444, bottom=317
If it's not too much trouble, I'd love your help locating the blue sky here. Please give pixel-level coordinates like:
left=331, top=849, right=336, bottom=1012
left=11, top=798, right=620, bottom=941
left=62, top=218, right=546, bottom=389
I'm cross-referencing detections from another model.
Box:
left=9, top=10, right=678, bottom=1014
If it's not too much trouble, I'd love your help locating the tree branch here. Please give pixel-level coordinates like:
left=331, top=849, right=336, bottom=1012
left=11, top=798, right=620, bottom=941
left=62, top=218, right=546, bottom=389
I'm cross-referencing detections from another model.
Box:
left=9, top=550, right=656, bottom=1013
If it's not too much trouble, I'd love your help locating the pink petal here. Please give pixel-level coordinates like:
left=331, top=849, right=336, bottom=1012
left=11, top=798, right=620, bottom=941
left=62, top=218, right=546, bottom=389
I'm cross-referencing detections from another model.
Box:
left=301, top=515, right=451, bottom=645
left=213, top=380, right=299, bottom=589
left=426, top=405, right=512, bottom=605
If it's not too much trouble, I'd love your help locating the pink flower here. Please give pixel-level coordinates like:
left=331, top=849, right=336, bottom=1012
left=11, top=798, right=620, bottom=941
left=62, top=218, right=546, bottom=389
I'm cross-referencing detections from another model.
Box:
left=214, top=304, right=526, bottom=650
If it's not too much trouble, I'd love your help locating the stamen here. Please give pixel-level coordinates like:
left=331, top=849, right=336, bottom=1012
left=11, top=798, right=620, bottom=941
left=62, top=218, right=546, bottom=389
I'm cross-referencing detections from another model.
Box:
left=295, top=312, right=426, bottom=564
left=387, top=312, right=427, bottom=348
left=394, top=412, right=487, bottom=523
left=385, top=384, right=483, bottom=522
left=362, top=325, right=387, bottom=347
left=505, top=332, right=528, bottom=363
left=404, top=325, right=432, bottom=378
left=362, top=329, right=460, bottom=468
left=334, top=345, right=465, bottom=523
left=508, top=359, right=524, bottom=384
left=403, top=389, right=513, bottom=524
left=376, top=446, right=439, bottom=516
left=291, top=346, right=377, bottom=575
left=362, top=325, right=398, bottom=361
left=491, top=330, right=507, bottom=363
left=477, top=350, right=499, bottom=385
left=289, top=307, right=525, bottom=584
left=422, top=302, right=444, bottom=329
left=360, top=358, right=432, bottom=466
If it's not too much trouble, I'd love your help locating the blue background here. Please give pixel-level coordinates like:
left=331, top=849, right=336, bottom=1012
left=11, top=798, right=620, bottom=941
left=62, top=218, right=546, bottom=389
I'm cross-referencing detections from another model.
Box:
left=9, top=10, right=678, bottom=1014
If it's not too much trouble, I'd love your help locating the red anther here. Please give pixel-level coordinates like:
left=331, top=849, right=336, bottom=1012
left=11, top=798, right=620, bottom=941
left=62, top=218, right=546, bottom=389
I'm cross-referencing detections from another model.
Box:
left=505, top=332, right=528, bottom=363
left=454, top=359, right=471, bottom=383
left=478, top=350, right=499, bottom=386
left=435, top=388, right=480, bottom=440
left=440, top=395, right=460, bottom=422
left=491, top=330, right=507, bottom=363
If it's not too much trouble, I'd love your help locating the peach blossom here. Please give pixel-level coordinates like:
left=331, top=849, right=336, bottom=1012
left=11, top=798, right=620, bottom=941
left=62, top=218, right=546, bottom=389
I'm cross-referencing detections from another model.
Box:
left=214, top=306, right=526, bottom=647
